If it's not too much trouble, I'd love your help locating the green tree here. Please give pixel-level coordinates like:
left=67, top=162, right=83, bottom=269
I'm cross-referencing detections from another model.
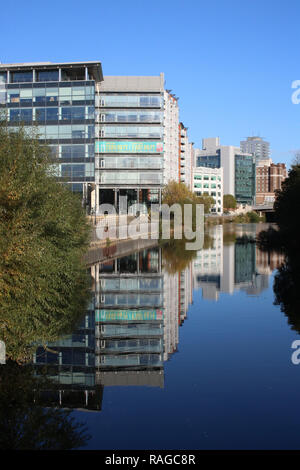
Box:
left=162, top=180, right=214, bottom=214
left=0, top=122, right=91, bottom=362
left=223, top=194, right=237, bottom=210
left=273, top=164, right=300, bottom=236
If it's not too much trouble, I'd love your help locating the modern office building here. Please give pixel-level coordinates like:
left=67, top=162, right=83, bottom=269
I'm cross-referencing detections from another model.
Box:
left=193, top=166, right=223, bottom=213
left=240, top=136, right=270, bottom=164
left=256, top=161, right=287, bottom=205
left=0, top=61, right=103, bottom=212
left=195, top=137, right=256, bottom=205
left=95, top=75, right=180, bottom=212
left=0, top=63, right=185, bottom=214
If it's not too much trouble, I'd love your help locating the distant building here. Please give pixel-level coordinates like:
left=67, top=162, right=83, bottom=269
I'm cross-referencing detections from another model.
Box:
left=193, top=166, right=223, bottom=213
left=195, top=137, right=255, bottom=205
left=240, top=136, right=270, bottom=164
left=256, top=161, right=287, bottom=205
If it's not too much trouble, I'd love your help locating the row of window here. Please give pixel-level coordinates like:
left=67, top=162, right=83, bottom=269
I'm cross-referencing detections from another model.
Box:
left=2, top=85, right=94, bottom=105
left=194, top=175, right=222, bottom=181
left=101, top=293, right=162, bottom=307
left=100, top=171, right=162, bottom=185
left=49, top=144, right=94, bottom=159
left=52, top=163, right=94, bottom=179
left=97, top=323, right=162, bottom=338
left=98, top=111, right=162, bottom=123
left=97, top=126, right=162, bottom=138
left=100, top=277, right=163, bottom=291
left=101, top=339, right=161, bottom=350
left=11, top=124, right=95, bottom=139
left=97, top=354, right=162, bottom=366
left=194, top=183, right=221, bottom=189
left=0, top=70, right=89, bottom=83
left=7, top=106, right=94, bottom=122
left=96, top=94, right=161, bottom=108
left=97, top=156, right=162, bottom=170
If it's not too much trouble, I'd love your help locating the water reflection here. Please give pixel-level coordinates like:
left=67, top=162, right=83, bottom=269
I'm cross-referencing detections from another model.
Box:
left=29, top=224, right=285, bottom=413
left=193, top=225, right=284, bottom=300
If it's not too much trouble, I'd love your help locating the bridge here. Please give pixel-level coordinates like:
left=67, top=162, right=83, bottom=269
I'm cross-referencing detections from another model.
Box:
left=252, top=204, right=275, bottom=221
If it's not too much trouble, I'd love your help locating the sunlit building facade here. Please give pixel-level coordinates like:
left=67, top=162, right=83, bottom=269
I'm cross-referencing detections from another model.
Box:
left=0, top=61, right=103, bottom=212
left=195, top=137, right=256, bottom=205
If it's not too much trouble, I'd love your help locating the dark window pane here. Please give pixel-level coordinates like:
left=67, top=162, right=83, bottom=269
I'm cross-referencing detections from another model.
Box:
left=38, top=70, right=59, bottom=82
left=10, top=109, right=20, bottom=121
left=46, top=108, right=58, bottom=121
left=12, top=71, right=33, bottom=83
left=61, top=107, right=72, bottom=120
left=36, top=109, right=46, bottom=121
left=20, top=109, right=32, bottom=122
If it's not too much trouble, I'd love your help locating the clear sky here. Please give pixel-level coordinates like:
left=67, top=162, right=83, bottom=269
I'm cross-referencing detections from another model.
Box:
left=1, top=0, right=299, bottom=166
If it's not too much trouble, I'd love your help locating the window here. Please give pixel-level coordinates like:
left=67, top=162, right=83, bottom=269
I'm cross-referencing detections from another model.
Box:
left=61, top=107, right=72, bottom=121
left=12, top=71, right=33, bottom=83
left=37, top=70, right=59, bottom=82
left=46, top=108, right=58, bottom=121
left=0, top=72, right=6, bottom=84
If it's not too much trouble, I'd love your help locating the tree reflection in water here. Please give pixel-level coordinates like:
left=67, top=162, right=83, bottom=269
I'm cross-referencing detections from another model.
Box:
left=273, top=249, right=300, bottom=333
left=0, top=361, right=90, bottom=450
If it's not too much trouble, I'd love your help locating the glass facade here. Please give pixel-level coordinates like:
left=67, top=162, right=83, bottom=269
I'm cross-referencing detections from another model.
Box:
left=197, top=152, right=221, bottom=168
left=234, top=154, right=256, bottom=205
left=0, top=65, right=98, bottom=198
left=96, top=85, right=164, bottom=210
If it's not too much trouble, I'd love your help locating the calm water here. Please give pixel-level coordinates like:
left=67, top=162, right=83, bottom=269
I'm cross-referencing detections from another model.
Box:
left=4, top=223, right=300, bottom=449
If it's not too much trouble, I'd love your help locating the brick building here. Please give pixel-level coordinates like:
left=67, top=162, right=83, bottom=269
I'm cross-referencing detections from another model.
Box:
left=256, top=162, right=287, bottom=205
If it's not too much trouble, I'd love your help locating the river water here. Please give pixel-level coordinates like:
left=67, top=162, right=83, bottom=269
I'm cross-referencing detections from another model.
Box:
left=5, top=223, right=300, bottom=449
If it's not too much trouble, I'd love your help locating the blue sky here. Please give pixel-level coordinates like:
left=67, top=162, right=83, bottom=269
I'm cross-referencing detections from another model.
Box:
left=1, top=0, right=299, bottom=166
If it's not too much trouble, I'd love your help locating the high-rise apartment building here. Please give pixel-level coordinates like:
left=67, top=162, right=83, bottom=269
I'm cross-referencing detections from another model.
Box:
left=195, top=137, right=256, bottom=205
left=0, top=61, right=103, bottom=212
left=240, top=136, right=270, bottom=164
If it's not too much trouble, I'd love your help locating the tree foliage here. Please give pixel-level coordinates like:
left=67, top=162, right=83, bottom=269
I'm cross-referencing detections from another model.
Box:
left=0, top=122, right=91, bottom=362
left=162, top=180, right=215, bottom=214
left=223, top=194, right=237, bottom=210
left=273, top=164, right=300, bottom=236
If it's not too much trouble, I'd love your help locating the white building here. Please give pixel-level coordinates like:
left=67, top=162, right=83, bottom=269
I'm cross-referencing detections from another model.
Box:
left=163, top=90, right=179, bottom=184
left=193, top=166, right=223, bottom=213
left=179, top=122, right=194, bottom=189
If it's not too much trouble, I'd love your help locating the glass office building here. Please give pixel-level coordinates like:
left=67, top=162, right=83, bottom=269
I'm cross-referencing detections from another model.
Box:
left=234, top=153, right=256, bottom=205
left=0, top=61, right=103, bottom=211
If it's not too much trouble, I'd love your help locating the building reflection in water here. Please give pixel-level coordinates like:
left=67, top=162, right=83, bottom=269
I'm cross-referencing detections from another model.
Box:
left=32, top=246, right=193, bottom=409
left=32, top=224, right=284, bottom=410
left=193, top=225, right=285, bottom=300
